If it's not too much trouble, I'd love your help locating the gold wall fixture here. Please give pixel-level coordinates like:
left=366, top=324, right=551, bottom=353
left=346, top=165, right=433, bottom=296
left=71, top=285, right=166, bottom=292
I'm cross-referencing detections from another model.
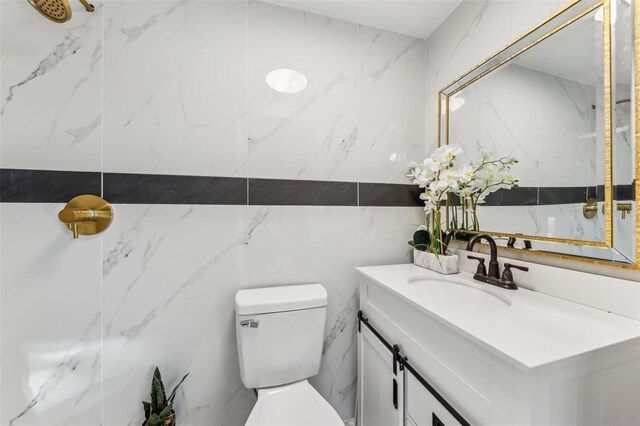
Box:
left=617, top=203, right=633, bottom=219
left=583, top=198, right=598, bottom=219
left=58, top=195, right=113, bottom=239
left=28, top=0, right=94, bottom=24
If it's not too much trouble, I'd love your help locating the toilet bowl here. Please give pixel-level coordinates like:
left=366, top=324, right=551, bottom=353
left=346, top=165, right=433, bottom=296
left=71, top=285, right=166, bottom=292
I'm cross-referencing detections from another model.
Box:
left=235, top=284, right=343, bottom=426
left=245, top=380, right=343, bottom=426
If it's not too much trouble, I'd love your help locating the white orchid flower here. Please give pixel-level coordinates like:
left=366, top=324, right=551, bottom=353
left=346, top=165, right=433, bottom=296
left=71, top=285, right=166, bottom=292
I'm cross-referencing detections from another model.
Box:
left=423, top=158, right=441, bottom=173
left=438, top=169, right=461, bottom=189
left=431, top=144, right=463, bottom=166
left=457, top=163, right=474, bottom=183
left=459, top=186, right=474, bottom=197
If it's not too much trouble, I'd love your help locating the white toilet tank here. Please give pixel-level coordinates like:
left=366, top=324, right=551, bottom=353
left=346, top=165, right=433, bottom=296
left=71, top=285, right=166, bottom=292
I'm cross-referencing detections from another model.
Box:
left=235, top=284, right=328, bottom=389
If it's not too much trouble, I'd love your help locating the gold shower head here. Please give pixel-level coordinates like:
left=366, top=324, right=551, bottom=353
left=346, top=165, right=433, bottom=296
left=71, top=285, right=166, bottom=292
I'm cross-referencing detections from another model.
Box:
left=28, top=0, right=94, bottom=23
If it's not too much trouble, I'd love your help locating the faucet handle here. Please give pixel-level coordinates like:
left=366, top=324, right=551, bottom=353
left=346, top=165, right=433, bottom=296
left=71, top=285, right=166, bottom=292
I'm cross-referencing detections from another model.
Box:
left=467, top=255, right=487, bottom=276
left=504, top=263, right=529, bottom=272
left=501, top=263, right=529, bottom=285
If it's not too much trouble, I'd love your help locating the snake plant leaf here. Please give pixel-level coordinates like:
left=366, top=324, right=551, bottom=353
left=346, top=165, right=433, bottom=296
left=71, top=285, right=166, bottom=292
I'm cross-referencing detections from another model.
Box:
left=151, top=373, right=166, bottom=414
left=143, top=401, right=152, bottom=420
left=413, top=230, right=431, bottom=247
left=158, top=405, right=173, bottom=421
left=167, top=373, right=190, bottom=404
left=146, top=414, right=162, bottom=426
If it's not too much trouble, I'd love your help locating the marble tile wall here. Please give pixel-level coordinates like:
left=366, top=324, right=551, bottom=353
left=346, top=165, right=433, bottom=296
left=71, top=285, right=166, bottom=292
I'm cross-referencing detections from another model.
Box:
left=451, top=63, right=601, bottom=188
left=103, top=0, right=248, bottom=177
left=0, top=1, right=425, bottom=425
left=1, top=0, right=103, bottom=172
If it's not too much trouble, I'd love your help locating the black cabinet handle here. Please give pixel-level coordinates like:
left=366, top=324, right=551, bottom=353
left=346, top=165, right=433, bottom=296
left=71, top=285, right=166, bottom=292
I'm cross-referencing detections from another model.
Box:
left=392, top=378, right=398, bottom=409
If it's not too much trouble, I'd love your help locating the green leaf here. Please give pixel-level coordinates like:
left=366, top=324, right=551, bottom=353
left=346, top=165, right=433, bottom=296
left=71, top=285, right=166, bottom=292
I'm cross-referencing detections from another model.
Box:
left=151, top=368, right=166, bottom=414
left=143, top=401, right=152, bottom=421
left=146, top=414, right=162, bottom=426
left=158, top=405, right=173, bottom=421
left=412, top=230, right=430, bottom=247
left=167, top=373, right=190, bottom=404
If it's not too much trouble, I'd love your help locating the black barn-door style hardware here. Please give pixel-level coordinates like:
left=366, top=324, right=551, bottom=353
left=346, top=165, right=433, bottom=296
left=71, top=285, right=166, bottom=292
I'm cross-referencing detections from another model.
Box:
left=357, top=310, right=471, bottom=426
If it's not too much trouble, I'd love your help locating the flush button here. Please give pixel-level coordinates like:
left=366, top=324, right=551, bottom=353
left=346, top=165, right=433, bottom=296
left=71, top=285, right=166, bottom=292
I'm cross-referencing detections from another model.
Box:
left=240, top=319, right=259, bottom=328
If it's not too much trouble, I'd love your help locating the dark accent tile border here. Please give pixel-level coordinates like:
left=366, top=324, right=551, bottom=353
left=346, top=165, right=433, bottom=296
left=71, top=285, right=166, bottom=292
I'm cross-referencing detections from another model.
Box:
left=482, top=187, right=538, bottom=206
left=358, top=183, right=423, bottom=207
left=1, top=169, right=636, bottom=207
left=616, top=181, right=636, bottom=201
left=104, top=173, right=247, bottom=205
left=249, top=178, right=357, bottom=206
left=538, top=186, right=594, bottom=205
left=0, top=169, right=101, bottom=203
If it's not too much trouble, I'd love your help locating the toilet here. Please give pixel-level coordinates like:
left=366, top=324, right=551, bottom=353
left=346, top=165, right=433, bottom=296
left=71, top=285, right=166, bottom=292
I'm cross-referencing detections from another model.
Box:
left=235, top=283, right=344, bottom=426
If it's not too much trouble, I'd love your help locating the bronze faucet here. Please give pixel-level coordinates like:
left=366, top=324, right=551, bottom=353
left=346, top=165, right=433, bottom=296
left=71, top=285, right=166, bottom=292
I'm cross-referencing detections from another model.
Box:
left=466, top=234, right=528, bottom=290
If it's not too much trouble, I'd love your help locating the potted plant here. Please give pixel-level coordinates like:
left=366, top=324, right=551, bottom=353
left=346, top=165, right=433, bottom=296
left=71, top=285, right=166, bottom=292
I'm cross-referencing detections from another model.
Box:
left=406, top=144, right=463, bottom=274
left=142, top=367, right=189, bottom=426
left=406, top=145, right=519, bottom=274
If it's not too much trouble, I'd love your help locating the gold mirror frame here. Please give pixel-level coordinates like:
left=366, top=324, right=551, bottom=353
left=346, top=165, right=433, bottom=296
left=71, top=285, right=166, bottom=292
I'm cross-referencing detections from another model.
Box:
left=437, top=0, right=640, bottom=270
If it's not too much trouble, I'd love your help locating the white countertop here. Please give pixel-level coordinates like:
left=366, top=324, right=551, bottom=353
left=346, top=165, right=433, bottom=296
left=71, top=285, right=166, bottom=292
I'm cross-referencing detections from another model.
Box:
left=357, top=264, right=640, bottom=371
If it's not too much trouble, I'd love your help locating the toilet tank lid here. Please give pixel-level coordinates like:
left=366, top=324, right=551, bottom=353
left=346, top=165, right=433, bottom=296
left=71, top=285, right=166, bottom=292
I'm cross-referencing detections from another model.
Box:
left=235, top=284, right=327, bottom=315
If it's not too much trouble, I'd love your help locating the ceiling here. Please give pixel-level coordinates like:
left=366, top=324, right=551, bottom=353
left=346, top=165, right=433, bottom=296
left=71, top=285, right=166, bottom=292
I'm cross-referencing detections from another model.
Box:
left=267, top=0, right=463, bottom=39
left=513, top=4, right=632, bottom=87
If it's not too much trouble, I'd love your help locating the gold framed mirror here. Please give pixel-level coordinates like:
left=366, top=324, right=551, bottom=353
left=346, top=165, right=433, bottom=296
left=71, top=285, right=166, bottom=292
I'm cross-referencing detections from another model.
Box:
left=438, top=0, right=639, bottom=269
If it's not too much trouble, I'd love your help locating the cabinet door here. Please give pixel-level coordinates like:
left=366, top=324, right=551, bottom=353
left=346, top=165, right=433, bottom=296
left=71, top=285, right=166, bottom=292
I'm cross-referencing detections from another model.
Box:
left=358, top=326, right=404, bottom=426
left=406, top=374, right=463, bottom=426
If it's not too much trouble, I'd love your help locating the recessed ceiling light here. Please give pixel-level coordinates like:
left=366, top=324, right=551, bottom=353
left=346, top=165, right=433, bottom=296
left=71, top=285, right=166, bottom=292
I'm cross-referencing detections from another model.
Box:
left=442, top=96, right=465, bottom=113
left=266, top=69, right=307, bottom=94
left=595, top=6, right=603, bottom=21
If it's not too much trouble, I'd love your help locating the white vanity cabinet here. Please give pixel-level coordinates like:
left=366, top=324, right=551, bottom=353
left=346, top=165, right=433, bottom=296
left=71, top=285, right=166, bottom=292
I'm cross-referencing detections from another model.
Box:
left=358, top=325, right=404, bottom=426
left=356, top=265, right=640, bottom=426
left=405, top=374, right=465, bottom=426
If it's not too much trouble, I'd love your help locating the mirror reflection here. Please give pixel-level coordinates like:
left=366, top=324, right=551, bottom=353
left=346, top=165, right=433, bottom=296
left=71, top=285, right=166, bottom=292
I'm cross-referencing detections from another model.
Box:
left=448, top=6, right=606, bottom=244
left=440, top=0, right=637, bottom=266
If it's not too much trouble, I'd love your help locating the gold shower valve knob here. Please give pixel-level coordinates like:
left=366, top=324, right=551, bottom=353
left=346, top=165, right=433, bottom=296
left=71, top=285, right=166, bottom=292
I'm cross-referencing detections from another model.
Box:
left=58, top=195, right=114, bottom=239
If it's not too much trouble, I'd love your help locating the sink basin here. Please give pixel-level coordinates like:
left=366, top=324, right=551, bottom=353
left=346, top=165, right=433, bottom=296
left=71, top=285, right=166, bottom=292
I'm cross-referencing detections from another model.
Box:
left=407, top=275, right=511, bottom=309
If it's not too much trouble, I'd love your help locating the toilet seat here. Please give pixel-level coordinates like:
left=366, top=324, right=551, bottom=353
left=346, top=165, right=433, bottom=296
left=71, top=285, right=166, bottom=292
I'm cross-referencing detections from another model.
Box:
left=246, top=380, right=343, bottom=426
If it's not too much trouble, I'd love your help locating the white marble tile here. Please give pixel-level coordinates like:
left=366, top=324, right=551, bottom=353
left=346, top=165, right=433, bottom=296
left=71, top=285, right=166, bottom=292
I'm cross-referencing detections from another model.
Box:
left=247, top=1, right=358, bottom=181
left=475, top=203, right=606, bottom=243
left=448, top=58, right=602, bottom=188
left=0, top=0, right=103, bottom=171
left=0, top=203, right=102, bottom=426
left=509, top=0, right=556, bottom=39
left=246, top=206, right=359, bottom=420
left=426, top=1, right=511, bottom=152
left=358, top=26, right=426, bottom=184
left=103, top=0, right=247, bottom=177
left=450, top=64, right=543, bottom=187
left=101, top=205, right=254, bottom=426
left=357, top=207, right=425, bottom=267
left=538, top=71, right=600, bottom=187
